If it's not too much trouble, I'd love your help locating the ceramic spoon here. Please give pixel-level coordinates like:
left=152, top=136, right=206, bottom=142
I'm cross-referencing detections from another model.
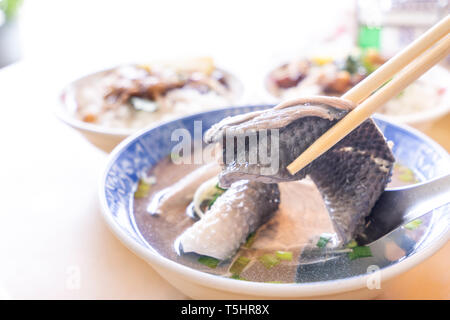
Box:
left=357, top=173, right=450, bottom=245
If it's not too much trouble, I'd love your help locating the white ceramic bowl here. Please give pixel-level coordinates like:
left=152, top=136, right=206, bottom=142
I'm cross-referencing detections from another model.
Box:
left=56, top=65, right=244, bottom=152
left=379, top=65, right=450, bottom=130
left=99, top=106, right=449, bottom=299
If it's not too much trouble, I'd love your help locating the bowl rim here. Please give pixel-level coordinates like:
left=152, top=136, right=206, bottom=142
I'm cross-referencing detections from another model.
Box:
left=55, top=64, right=245, bottom=137
left=99, top=107, right=450, bottom=298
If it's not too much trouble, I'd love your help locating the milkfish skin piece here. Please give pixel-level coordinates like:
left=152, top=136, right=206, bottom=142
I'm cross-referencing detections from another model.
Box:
left=178, top=180, right=280, bottom=260
left=204, top=96, right=395, bottom=243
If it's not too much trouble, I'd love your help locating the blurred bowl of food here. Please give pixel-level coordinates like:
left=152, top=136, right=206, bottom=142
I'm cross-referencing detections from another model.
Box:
left=265, top=49, right=450, bottom=130
left=56, top=57, right=244, bottom=152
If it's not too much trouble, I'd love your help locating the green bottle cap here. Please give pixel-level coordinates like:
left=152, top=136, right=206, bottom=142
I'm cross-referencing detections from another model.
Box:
left=358, top=25, right=381, bottom=50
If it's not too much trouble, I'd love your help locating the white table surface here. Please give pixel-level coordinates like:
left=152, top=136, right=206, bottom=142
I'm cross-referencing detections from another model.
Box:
left=0, top=61, right=448, bottom=299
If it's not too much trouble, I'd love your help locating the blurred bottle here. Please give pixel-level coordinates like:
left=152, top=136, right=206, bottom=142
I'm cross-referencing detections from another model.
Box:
left=357, top=0, right=449, bottom=63
left=0, top=0, right=22, bottom=68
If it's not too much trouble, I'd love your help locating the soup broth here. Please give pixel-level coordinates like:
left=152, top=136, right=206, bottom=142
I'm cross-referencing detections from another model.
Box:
left=133, top=157, right=419, bottom=283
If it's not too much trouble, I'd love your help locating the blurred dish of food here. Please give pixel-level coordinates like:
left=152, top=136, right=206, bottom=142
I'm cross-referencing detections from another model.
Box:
left=265, top=49, right=450, bottom=129
left=57, top=57, right=243, bottom=151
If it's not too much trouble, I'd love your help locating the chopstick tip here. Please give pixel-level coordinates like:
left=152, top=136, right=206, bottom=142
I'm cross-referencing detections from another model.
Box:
left=286, top=159, right=306, bottom=176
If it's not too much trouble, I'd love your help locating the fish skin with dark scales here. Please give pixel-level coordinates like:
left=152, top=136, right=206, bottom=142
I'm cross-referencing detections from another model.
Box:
left=205, top=97, right=395, bottom=243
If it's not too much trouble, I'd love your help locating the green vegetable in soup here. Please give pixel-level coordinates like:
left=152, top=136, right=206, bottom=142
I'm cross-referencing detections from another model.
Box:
left=243, top=232, right=256, bottom=248
left=259, top=254, right=280, bottom=269
left=404, top=219, right=422, bottom=230
left=229, top=256, right=251, bottom=275
left=134, top=179, right=151, bottom=198
left=346, top=239, right=358, bottom=249
left=207, top=193, right=221, bottom=209
left=399, top=170, right=418, bottom=183
left=207, top=184, right=226, bottom=209
left=316, top=235, right=331, bottom=248
left=395, top=163, right=419, bottom=183
left=348, top=246, right=372, bottom=260
left=276, top=251, right=293, bottom=261
left=198, top=256, right=220, bottom=269
left=230, top=274, right=247, bottom=280
left=170, top=152, right=182, bottom=162
left=215, top=183, right=226, bottom=192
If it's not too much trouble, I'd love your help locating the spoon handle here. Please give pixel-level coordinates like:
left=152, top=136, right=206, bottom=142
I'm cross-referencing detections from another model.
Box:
left=401, top=174, right=450, bottom=222
left=358, top=174, right=450, bottom=245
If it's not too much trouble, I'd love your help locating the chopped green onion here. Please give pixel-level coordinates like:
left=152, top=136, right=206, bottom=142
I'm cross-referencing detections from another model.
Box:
left=316, top=236, right=331, bottom=248
left=266, top=281, right=284, bottom=284
left=348, top=246, right=372, bottom=260
left=276, top=251, right=293, bottom=261
left=404, top=219, right=422, bottom=230
left=346, top=239, right=358, bottom=249
left=170, top=152, right=181, bottom=162
left=198, top=256, right=220, bottom=269
left=207, top=184, right=227, bottom=209
left=258, top=254, right=280, bottom=269
left=134, top=179, right=151, bottom=198
left=215, top=183, right=226, bottom=192
left=395, top=164, right=418, bottom=183
left=229, top=256, right=251, bottom=275
left=207, top=192, right=222, bottom=209
left=399, top=171, right=417, bottom=183
left=243, top=232, right=256, bottom=248
left=230, top=274, right=247, bottom=280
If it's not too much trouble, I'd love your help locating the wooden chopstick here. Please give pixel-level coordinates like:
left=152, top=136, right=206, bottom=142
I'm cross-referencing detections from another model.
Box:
left=287, top=23, right=450, bottom=175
